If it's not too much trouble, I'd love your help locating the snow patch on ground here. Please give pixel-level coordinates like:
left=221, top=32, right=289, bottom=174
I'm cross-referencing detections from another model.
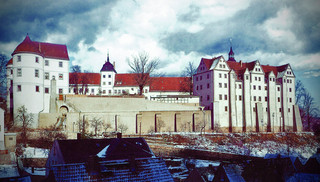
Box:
left=0, top=164, right=20, bottom=178
left=24, top=147, right=49, bottom=158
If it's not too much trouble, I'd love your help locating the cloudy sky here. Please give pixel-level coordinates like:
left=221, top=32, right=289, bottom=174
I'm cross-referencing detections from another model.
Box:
left=0, top=0, right=319, bottom=105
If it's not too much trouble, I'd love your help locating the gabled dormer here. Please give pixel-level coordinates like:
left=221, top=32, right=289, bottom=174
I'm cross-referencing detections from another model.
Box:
left=284, top=64, right=295, bottom=77
left=251, top=60, right=264, bottom=74
left=197, top=58, right=214, bottom=73
left=213, top=56, right=230, bottom=71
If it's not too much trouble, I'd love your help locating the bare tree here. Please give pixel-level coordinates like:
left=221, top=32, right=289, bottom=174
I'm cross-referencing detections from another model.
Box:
left=295, top=80, right=320, bottom=131
left=128, top=51, right=159, bottom=95
left=70, top=65, right=81, bottom=94
left=118, top=123, right=128, bottom=133
left=104, top=122, right=112, bottom=132
left=90, top=117, right=103, bottom=136
left=180, top=61, right=197, bottom=95
left=156, top=119, right=166, bottom=132
left=15, top=106, right=33, bottom=147
left=0, top=54, right=8, bottom=98
left=77, top=115, right=88, bottom=136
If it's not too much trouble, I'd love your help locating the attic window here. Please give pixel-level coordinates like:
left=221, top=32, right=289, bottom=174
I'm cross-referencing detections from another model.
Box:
left=17, top=55, right=21, bottom=62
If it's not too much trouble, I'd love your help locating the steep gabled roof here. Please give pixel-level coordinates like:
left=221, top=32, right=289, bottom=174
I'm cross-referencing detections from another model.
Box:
left=69, top=73, right=100, bottom=85
left=150, top=77, right=186, bottom=92
left=202, top=58, right=215, bottom=70
left=12, top=35, right=69, bottom=60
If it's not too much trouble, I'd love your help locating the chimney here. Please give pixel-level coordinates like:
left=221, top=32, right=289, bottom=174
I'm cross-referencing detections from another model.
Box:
left=117, top=132, right=122, bottom=139
left=240, top=61, right=242, bottom=67
left=113, top=61, right=115, bottom=69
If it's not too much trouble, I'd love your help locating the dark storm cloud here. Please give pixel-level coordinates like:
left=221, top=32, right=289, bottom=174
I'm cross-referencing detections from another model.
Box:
left=0, top=0, right=116, bottom=52
left=161, top=0, right=320, bottom=56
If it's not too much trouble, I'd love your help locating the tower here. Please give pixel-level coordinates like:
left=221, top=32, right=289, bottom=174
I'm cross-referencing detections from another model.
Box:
left=100, top=51, right=117, bottom=95
left=228, top=39, right=236, bottom=62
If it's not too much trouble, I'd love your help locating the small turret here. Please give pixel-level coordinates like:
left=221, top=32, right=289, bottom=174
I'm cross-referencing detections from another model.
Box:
left=228, top=39, right=236, bottom=62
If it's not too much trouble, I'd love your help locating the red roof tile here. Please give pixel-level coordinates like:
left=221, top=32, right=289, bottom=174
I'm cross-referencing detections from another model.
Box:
left=202, top=58, right=215, bottom=70
left=6, top=58, right=13, bottom=66
left=12, top=35, right=69, bottom=60
left=115, top=73, right=140, bottom=86
left=69, top=73, right=100, bottom=85
left=150, top=77, right=187, bottom=92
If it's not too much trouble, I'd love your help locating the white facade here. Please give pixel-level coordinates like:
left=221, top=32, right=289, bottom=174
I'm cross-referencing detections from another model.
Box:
left=7, top=35, right=69, bottom=127
left=193, top=55, right=301, bottom=132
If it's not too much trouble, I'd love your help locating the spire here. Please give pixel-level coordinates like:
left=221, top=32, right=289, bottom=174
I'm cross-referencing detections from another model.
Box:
left=107, top=49, right=110, bottom=62
left=228, top=38, right=236, bottom=62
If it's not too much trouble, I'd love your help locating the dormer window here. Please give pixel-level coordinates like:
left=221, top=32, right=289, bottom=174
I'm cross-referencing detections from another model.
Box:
left=35, top=57, right=39, bottom=63
left=17, top=55, right=21, bottom=62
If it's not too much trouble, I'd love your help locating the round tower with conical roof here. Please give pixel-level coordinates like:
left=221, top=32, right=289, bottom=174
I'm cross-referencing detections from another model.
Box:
left=11, top=35, right=45, bottom=127
left=100, top=51, right=117, bottom=95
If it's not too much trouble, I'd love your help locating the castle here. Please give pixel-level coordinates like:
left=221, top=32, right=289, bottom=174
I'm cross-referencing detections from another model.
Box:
left=193, top=47, right=302, bottom=132
left=6, top=35, right=302, bottom=133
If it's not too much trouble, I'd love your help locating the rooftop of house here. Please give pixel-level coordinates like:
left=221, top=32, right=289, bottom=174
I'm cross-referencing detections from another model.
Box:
left=12, top=35, right=69, bottom=60
left=48, top=157, right=174, bottom=181
left=54, top=138, right=154, bottom=164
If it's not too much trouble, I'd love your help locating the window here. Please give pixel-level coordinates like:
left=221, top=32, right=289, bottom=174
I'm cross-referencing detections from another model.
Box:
left=253, top=107, right=256, bottom=112
left=103, top=90, right=106, bottom=94
left=9, top=137, right=13, bottom=141
left=200, top=85, right=202, bottom=90
left=91, top=89, right=94, bottom=93
left=108, top=75, right=111, bottom=78
left=17, top=68, right=22, bottom=77
left=59, top=89, right=63, bottom=94
left=103, top=75, right=106, bottom=78
left=115, top=90, right=117, bottom=94
left=270, top=78, right=272, bottom=81
left=108, top=90, right=111, bottom=94
left=223, top=65, right=226, bottom=68
left=10, top=69, right=13, bottom=75
left=224, top=83, right=227, bottom=88
left=279, top=108, right=282, bottom=112
left=239, top=84, right=242, bottom=89
left=45, top=87, right=49, bottom=94
left=200, top=96, right=203, bottom=102
left=265, top=86, right=267, bottom=90
left=196, top=86, right=199, bottom=90
left=207, top=83, right=210, bottom=88
left=289, top=88, right=292, bottom=92
left=207, top=74, right=209, bottom=79
left=265, top=97, right=268, bottom=102
left=278, top=97, right=280, bottom=102
left=35, top=57, right=39, bottom=63
left=59, top=61, right=63, bottom=67
left=266, top=107, right=268, bottom=112
left=35, top=69, right=39, bottom=78
left=219, top=73, right=222, bottom=78
left=103, top=82, right=106, bottom=85
left=145, top=89, right=148, bottom=93
left=225, top=106, right=228, bottom=112
left=17, top=85, right=21, bottom=92
left=253, top=85, right=256, bottom=90
left=258, top=86, right=261, bottom=90
left=219, top=83, right=222, bottom=88
left=108, top=82, right=111, bottom=85
left=224, top=94, right=227, bottom=100
left=45, top=72, right=49, bottom=80
left=224, top=74, right=227, bottom=78
left=45, top=60, right=49, bottom=66
left=17, top=55, right=21, bottom=62
left=246, top=75, right=249, bottom=80
left=254, top=96, right=256, bottom=101
left=277, top=87, right=280, bottom=91
left=288, top=108, right=290, bottom=112
left=258, top=96, right=261, bottom=101
left=196, top=77, right=198, bottom=81
left=239, top=95, right=242, bottom=101
left=200, top=76, right=202, bottom=80
left=258, top=77, right=261, bottom=81
left=207, top=95, right=210, bottom=100
left=59, top=73, right=63, bottom=80
left=255, top=77, right=257, bottom=81
left=289, top=98, right=292, bottom=103
left=35, top=86, right=39, bottom=92
left=219, top=94, right=222, bottom=100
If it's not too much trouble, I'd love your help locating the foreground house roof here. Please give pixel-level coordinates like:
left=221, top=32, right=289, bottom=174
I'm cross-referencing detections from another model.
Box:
left=12, top=35, right=69, bottom=60
left=49, top=157, right=174, bottom=181
left=69, top=72, right=101, bottom=85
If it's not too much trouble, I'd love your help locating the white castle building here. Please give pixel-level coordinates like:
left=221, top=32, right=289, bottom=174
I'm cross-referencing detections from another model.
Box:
left=6, top=35, right=69, bottom=127
left=193, top=47, right=302, bottom=132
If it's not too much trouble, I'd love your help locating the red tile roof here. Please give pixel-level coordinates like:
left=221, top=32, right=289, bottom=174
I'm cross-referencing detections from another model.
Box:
left=69, top=73, right=100, bottom=85
left=150, top=77, right=186, bottom=92
left=202, top=58, right=215, bottom=70
left=12, top=35, right=69, bottom=60
left=115, top=73, right=140, bottom=86
left=6, top=58, right=13, bottom=66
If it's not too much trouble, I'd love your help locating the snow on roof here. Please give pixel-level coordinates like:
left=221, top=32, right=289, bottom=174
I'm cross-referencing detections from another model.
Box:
left=50, top=157, right=174, bottom=181
left=97, top=145, right=110, bottom=158
left=24, top=147, right=49, bottom=158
